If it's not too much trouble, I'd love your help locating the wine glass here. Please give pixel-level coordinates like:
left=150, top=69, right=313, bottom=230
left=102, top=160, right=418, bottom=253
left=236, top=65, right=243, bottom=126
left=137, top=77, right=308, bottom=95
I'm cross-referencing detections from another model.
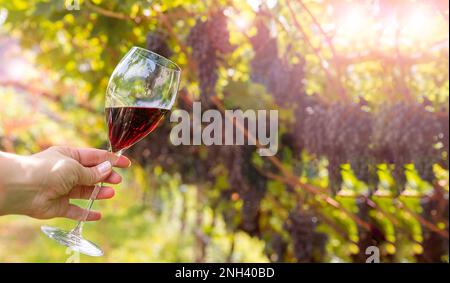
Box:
left=41, top=46, right=181, bottom=256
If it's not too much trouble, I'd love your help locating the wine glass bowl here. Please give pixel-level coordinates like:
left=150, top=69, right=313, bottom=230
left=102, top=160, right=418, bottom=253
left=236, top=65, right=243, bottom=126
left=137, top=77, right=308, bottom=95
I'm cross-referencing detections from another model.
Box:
left=106, top=47, right=180, bottom=153
left=41, top=46, right=181, bottom=256
left=106, top=47, right=180, bottom=111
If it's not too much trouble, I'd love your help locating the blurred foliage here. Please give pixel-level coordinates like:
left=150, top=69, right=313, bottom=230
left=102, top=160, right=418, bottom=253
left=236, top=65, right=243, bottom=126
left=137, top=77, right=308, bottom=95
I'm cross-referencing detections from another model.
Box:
left=0, top=0, right=449, bottom=262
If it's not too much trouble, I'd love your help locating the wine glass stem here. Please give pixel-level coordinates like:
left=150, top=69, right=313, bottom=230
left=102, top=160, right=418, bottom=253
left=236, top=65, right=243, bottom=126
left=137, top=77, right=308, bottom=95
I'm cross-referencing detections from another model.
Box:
left=70, top=149, right=122, bottom=236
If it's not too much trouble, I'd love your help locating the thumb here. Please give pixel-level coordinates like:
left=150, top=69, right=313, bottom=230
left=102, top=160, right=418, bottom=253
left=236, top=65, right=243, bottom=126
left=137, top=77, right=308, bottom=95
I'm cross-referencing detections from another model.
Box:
left=76, top=161, right=112, bottom=185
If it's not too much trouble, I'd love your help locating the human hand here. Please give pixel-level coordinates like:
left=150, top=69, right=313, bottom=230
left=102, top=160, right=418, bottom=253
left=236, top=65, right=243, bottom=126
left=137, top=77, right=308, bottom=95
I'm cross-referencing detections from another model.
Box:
left=0, top=146, right=131, bottom=221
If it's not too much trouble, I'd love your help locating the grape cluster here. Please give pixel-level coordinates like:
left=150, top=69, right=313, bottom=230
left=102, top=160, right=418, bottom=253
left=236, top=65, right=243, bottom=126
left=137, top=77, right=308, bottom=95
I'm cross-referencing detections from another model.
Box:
left=293, top=95, right=323, bottom=155
left=373, top=103, right=441, bottom=187
left=187, top=10, right=234, bottom=105
left=327, top=104, right=372, bottom=190
left=225, top=146, right=267, bottom=235
left=187, top=19, right=217, bottom=105
left=265, top=233, right=288, bottom=262
left=283, top=208, right=327, bottom=262
left=207, top=10, right=235, bottom=54
left=297, top=101, right=373, bottom=194
left=249, top=17, right=277, bottom=84
left=249, top=14, right=306, bottom=107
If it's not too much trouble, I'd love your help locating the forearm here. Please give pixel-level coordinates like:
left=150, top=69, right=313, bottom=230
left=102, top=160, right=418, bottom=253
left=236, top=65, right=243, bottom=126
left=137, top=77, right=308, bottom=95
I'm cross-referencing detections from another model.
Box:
left=0, top=152, right=41, bottom=216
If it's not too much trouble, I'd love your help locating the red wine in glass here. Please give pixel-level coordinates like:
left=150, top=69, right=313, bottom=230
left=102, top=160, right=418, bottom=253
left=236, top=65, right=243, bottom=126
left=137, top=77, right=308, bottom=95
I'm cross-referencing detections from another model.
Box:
left=106, top=106, right=169, bottom=153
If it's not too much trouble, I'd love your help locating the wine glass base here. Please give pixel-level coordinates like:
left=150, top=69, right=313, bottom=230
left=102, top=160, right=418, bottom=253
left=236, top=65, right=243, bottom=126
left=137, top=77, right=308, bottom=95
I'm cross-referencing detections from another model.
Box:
left=41, top=225, right=103, bottom=257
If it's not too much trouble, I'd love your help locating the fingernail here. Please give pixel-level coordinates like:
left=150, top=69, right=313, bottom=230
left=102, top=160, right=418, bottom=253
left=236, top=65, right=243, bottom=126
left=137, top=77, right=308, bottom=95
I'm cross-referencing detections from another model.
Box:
left=121, top=156, right=131, bottom=167
left=97, top=161, right=112, bottom=175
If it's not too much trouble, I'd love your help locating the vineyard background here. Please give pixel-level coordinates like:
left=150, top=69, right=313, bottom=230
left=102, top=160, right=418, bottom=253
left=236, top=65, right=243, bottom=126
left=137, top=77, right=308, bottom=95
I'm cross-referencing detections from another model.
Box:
left=0, top=0, right=448, bottom=262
